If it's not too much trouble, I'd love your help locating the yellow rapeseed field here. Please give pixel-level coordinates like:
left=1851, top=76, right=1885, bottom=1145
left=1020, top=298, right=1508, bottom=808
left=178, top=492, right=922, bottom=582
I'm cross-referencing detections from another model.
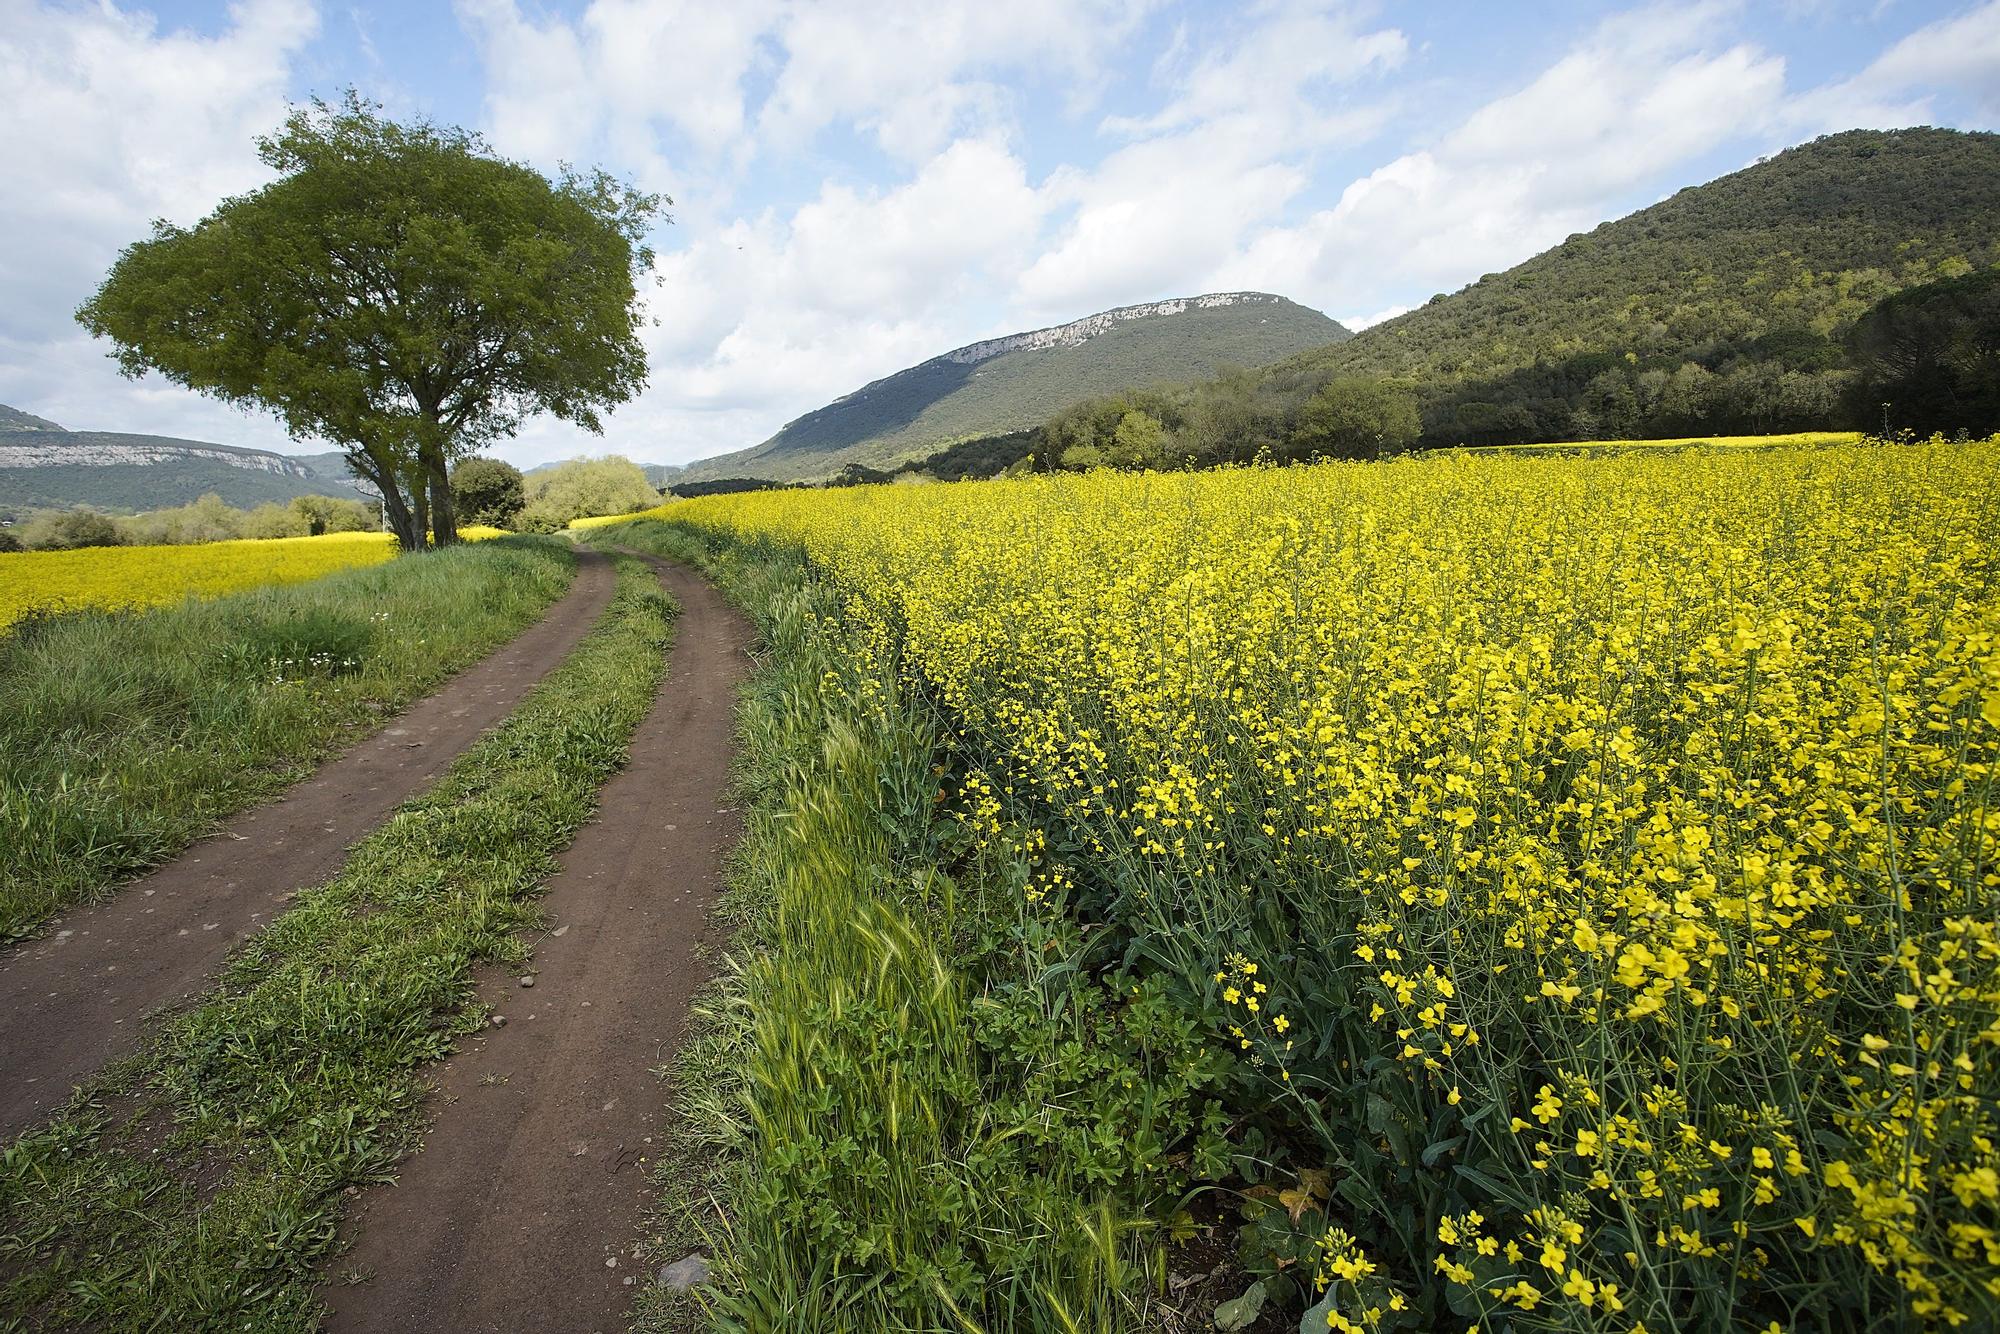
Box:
left=0, top=529, right=506, bottom=628
left=1477, top=430, right=1864, bottom=455
left=664, top=440, right=2000, bottom=1331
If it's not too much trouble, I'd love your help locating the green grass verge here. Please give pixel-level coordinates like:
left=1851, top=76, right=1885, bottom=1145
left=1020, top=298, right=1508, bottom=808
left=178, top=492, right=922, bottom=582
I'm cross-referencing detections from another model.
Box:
left=0, top=537, right=576, bottom=942
left=604, top=520, right=1227, bottom=1334
left=0, top=555, right=674, bottom=1332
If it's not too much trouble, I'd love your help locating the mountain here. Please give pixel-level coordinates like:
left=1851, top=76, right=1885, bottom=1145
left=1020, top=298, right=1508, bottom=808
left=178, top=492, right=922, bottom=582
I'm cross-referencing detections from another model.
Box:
left=0, top=407, right=372, bottom=516
left=680, top=292, right=1349, bottom=482
left=0, top=405, right=63, bottom=433
left=1261, top=127, right=2000, bottom=445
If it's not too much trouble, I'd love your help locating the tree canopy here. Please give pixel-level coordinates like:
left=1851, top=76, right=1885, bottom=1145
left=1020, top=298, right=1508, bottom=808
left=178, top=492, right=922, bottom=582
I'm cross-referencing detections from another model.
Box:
left=77, top=94, right=664, bottom=550
left=449, top=457, right=527, bottom=528
left=519, top=456, right=660, bottom=531
left=1848, top=268, right=2000, bottom=435
left=1291, top=378, right=1419, bottom=460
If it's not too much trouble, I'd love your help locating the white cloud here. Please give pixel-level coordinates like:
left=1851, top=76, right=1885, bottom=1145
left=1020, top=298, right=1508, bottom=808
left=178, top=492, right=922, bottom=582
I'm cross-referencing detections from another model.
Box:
left=1011, top=0, right=1407, bottom=321
left=459, top=0, right=1151, bottom=176
left=758, top=0, right=1146, bottom=160
left=1786, top=0, right=2000, bottom=129
left=0, top=0, right=319, bottom=446
left=1182, top=4, right=1789, bottom=321
left=1340, top=304, right=1409, bottom=331
left=455, top=0, right=776, bottom=178
left=533, top=136, right=1048, bottom=467
left=1107, top=0, right=1408, bottom=141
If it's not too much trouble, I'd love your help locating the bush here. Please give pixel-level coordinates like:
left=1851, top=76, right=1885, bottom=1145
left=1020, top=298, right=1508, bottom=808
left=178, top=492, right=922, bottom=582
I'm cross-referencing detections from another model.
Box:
left=22, top=508, right=128, bottom=550
left=1290, top=376, right=1421, bottom=459
left=450, top=456, right=526, bottom=527
left=290, top=493, right=378, bottom=535
left=240, top=502, right=310, bottom=539
left=519, top=454, right=659, bottom=528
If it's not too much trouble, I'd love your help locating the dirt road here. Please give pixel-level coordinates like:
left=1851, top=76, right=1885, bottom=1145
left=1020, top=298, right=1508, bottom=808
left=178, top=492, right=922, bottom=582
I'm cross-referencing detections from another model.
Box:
left=0, top=552, right=618, bottom=1140
left=322, top=554, right=751, bottom=1334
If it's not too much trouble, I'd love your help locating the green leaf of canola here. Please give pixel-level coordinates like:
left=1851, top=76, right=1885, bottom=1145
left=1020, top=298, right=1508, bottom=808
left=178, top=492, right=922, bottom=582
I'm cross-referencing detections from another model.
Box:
left=1215, top=1279, right=1267, bottom=1331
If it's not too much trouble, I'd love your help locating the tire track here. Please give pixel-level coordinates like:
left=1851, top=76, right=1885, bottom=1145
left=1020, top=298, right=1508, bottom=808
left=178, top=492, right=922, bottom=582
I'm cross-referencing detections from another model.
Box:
left=321, top=554, right=751, bottom=1334
left=0, top=550, right=619, bottom=1140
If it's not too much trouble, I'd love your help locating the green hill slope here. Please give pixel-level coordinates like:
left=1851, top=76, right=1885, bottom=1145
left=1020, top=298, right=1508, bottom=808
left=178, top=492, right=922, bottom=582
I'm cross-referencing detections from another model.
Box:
left=1265, top=127, right=2000, bottom=444
left=681, top=292, right=1349, bottom=482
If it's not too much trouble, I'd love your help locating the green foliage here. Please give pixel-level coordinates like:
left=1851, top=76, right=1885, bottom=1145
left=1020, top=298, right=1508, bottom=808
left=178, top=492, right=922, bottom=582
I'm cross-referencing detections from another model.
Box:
left=10, top=492, right=378, bottom=548
left=0, top=558, right=673, bottom=1330
left=76, top=93, right=663, bottom=549
left=896, top=427, right=1043, bottom=482
left=17, top=507, right=126, bottom=549
left=667, top=476, right=796, bottom=498
left=519, top=454, right=660, bottom=530
left=239, top=502, right=306, bottom=539
left=1291, top=377, right=1420, bottom=460
left=286, top=493, right=377, bottom=537
left=681, top=296, right=1349, bottom=483
left=1848, top=267, right=2000, bottom=434
left=609, top=521, right=1231, bottom=1331
left=449, top=455, right=527, bottom=527
left=0, top=538, right=572, bottom=941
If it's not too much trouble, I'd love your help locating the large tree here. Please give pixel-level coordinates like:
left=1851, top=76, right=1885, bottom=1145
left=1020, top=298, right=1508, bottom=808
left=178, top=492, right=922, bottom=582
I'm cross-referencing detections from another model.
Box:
left=77, top=95, right=663, bottom=550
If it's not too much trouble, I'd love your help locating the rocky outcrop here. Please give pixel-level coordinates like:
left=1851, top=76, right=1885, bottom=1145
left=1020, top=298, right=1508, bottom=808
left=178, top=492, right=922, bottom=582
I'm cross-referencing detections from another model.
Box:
left=0, top=433, right=312, bottom=477
left=938, top=293, right=1284, bottom=366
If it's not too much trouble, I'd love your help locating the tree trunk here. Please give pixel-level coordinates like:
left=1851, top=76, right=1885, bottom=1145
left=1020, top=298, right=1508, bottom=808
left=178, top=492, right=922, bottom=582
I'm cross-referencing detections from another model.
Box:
left=409, top=461, right=432, bottom=550
left=346, top=446, right=422, bottom=551
left=424, top=441, right=459, bottom=547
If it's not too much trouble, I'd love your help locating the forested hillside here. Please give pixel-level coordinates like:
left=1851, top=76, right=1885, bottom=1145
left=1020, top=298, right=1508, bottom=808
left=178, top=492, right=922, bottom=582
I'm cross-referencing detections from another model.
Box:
left=1278, top=127, right=2000, bottom=445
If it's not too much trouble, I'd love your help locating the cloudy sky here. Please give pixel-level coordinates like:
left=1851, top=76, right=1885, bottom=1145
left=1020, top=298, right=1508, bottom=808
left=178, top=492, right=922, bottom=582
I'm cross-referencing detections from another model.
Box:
left=3, top=1, right=1998, bottom=468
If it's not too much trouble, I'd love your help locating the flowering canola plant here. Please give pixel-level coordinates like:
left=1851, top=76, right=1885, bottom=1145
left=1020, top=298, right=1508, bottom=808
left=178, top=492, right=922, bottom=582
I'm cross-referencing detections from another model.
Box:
left=0, top=529, right=507, bottom=628
left=658, top=441, right=2000, bottom=1331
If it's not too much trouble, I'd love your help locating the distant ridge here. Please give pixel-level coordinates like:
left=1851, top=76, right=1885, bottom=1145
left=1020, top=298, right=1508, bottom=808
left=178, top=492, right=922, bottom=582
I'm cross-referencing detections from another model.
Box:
left=0, top=404, right=371, bottom=516
left=0, top=404, right=63, bottom=433
left=680, top=291, right=1349, bottom=482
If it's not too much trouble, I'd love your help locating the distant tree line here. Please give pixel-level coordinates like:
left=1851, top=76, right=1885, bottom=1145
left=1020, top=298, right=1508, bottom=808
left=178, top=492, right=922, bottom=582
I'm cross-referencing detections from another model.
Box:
left=0, top=453, right=672, bottom=552
left=0, top=492, right=379, bottom=552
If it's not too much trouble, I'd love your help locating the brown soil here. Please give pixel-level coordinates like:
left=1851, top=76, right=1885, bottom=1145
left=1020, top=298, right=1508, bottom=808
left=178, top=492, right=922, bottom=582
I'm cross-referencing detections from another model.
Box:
left=320, top=554, right=751, bottom=1334
left=0, top=551, right=618, bottom=1141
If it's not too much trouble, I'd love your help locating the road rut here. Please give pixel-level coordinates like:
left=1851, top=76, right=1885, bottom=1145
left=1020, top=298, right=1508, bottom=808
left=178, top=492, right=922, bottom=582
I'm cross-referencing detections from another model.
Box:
left=322, top=554, right=751, bottom=1334
left=0, top=550, right=618, bottom=1140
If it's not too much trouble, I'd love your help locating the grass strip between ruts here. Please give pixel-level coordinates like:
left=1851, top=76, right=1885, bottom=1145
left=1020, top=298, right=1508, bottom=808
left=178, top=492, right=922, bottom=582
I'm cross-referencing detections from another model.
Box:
left=0, top=553, right=675, bottom=1333
left=0, top=536, right=577, bottom=942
